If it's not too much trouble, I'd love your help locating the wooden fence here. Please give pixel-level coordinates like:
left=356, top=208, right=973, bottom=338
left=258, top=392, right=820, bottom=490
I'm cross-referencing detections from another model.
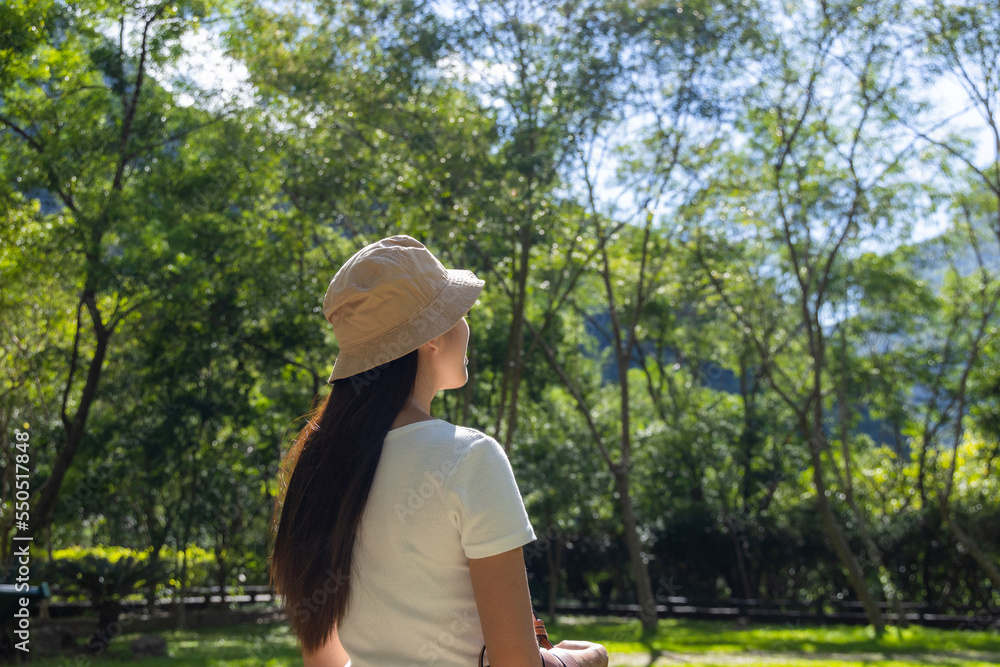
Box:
left=36, top=587, right=997, bottom=630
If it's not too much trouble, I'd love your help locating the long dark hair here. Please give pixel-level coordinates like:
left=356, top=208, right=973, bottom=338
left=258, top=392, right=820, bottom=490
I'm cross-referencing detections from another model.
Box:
left=270, top=350, right=419, bottom=654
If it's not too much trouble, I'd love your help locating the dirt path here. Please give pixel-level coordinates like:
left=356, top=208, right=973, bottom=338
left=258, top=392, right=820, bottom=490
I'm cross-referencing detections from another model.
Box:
left=607, top=649, right=1000, bottom=665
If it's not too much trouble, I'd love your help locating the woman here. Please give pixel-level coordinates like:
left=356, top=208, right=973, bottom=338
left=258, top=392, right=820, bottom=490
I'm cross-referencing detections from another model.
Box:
left=270, top=236, right=609, bottom=667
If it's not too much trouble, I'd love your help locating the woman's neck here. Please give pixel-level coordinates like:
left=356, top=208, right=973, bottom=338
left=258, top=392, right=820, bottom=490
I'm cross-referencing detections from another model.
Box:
left=390, top=399, right=435, bottom=430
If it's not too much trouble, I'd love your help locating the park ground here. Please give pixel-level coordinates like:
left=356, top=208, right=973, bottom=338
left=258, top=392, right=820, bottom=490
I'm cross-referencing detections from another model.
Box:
left=15, top=616, right=1000, bottom=666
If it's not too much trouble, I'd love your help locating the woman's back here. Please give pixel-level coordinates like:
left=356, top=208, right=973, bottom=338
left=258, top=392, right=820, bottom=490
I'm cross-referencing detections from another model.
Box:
left=338, top=419, right=535, bottom=667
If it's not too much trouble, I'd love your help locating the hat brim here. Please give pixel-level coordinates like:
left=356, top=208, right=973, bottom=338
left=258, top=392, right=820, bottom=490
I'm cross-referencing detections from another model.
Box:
left=327, top=269, right=484, bottom=383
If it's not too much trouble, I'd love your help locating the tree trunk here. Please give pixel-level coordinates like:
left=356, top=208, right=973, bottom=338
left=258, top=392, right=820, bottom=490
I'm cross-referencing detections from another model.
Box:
left=86, top=599, right=124, bottom=655
left=837, top=327, right=906, bottom=626
left=29, top=294, right=111, bottom=538
left=142, top=505, right=171, bottom=613
left=176, top=545, right=188, bottom=630
left=799, top=313, right=884, bottom=632
left=805, top=422, right=885, bottom=633
left=214, top=509, right=234, bottom=608
left=216, top=556, right=228, bottom=608
left=612, top=470, right=657, bottom=632
left=942, top=509, right=1000, bottom=588
left=545, top=532, right=565, bottom=619
left=937, top=324, right=1000, bottom=589
left=724, top=516, right=754, bottom=599
left=494, top=220, right=533, bottom=452
left=146, top=552, right=161, bottom=612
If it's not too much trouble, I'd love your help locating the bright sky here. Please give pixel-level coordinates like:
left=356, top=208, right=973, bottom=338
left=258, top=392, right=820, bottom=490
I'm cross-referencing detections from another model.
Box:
left=157, top=28, right=254, bottom=111
left=156, top=10, right=996, bottom=250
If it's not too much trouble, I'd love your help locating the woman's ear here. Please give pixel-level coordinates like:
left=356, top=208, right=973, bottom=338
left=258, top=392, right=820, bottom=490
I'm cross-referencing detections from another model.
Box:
left=420, top=334, right=443, bottom=354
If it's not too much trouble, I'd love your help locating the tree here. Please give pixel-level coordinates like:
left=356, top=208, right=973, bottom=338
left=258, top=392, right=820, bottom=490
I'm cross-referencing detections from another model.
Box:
left=689, top=0, right=924, bottom=631
left=443, top=0, right=634, bottom=451
left=909, top=0, right=1000, bottom=589
left=0, top=0, right=234, bottom=542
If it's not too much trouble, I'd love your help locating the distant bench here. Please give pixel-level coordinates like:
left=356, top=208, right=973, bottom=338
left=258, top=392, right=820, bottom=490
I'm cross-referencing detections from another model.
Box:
left=0, top=582, right=51, bottom=622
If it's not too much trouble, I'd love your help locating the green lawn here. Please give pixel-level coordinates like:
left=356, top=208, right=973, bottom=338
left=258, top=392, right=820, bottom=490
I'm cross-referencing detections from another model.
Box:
left=549, top=616, right=1000, bottom=666
left=19, top=616, right=1000, bottom=666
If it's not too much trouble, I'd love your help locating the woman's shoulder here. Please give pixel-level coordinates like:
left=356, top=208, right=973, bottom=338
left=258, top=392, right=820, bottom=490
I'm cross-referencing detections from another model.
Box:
left=450, top=422, right=495, bottom=443
left=406, top=420, right=505, bottom=460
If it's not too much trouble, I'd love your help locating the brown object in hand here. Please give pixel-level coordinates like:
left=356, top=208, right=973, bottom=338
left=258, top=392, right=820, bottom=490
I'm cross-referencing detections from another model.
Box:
left=479, top=614, right=580, bottom=667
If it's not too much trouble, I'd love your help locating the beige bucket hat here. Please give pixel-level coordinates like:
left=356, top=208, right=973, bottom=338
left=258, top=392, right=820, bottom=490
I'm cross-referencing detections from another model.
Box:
left=323, top=235, right=484, bottom=383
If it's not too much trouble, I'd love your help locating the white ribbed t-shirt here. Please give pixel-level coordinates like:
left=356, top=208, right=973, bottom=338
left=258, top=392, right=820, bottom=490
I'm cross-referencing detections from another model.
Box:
left=336, top=419, right=536, bottom=667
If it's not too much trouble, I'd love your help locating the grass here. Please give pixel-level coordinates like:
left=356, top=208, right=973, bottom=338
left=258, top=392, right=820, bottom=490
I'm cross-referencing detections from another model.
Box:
left=16, top=616, right=1000, bottom=666
left=548, top=616, right=1000, bottom=665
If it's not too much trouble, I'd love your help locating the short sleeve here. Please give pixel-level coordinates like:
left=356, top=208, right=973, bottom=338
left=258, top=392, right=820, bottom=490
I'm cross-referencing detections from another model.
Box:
left=444, top=433, right=536, bottom=560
